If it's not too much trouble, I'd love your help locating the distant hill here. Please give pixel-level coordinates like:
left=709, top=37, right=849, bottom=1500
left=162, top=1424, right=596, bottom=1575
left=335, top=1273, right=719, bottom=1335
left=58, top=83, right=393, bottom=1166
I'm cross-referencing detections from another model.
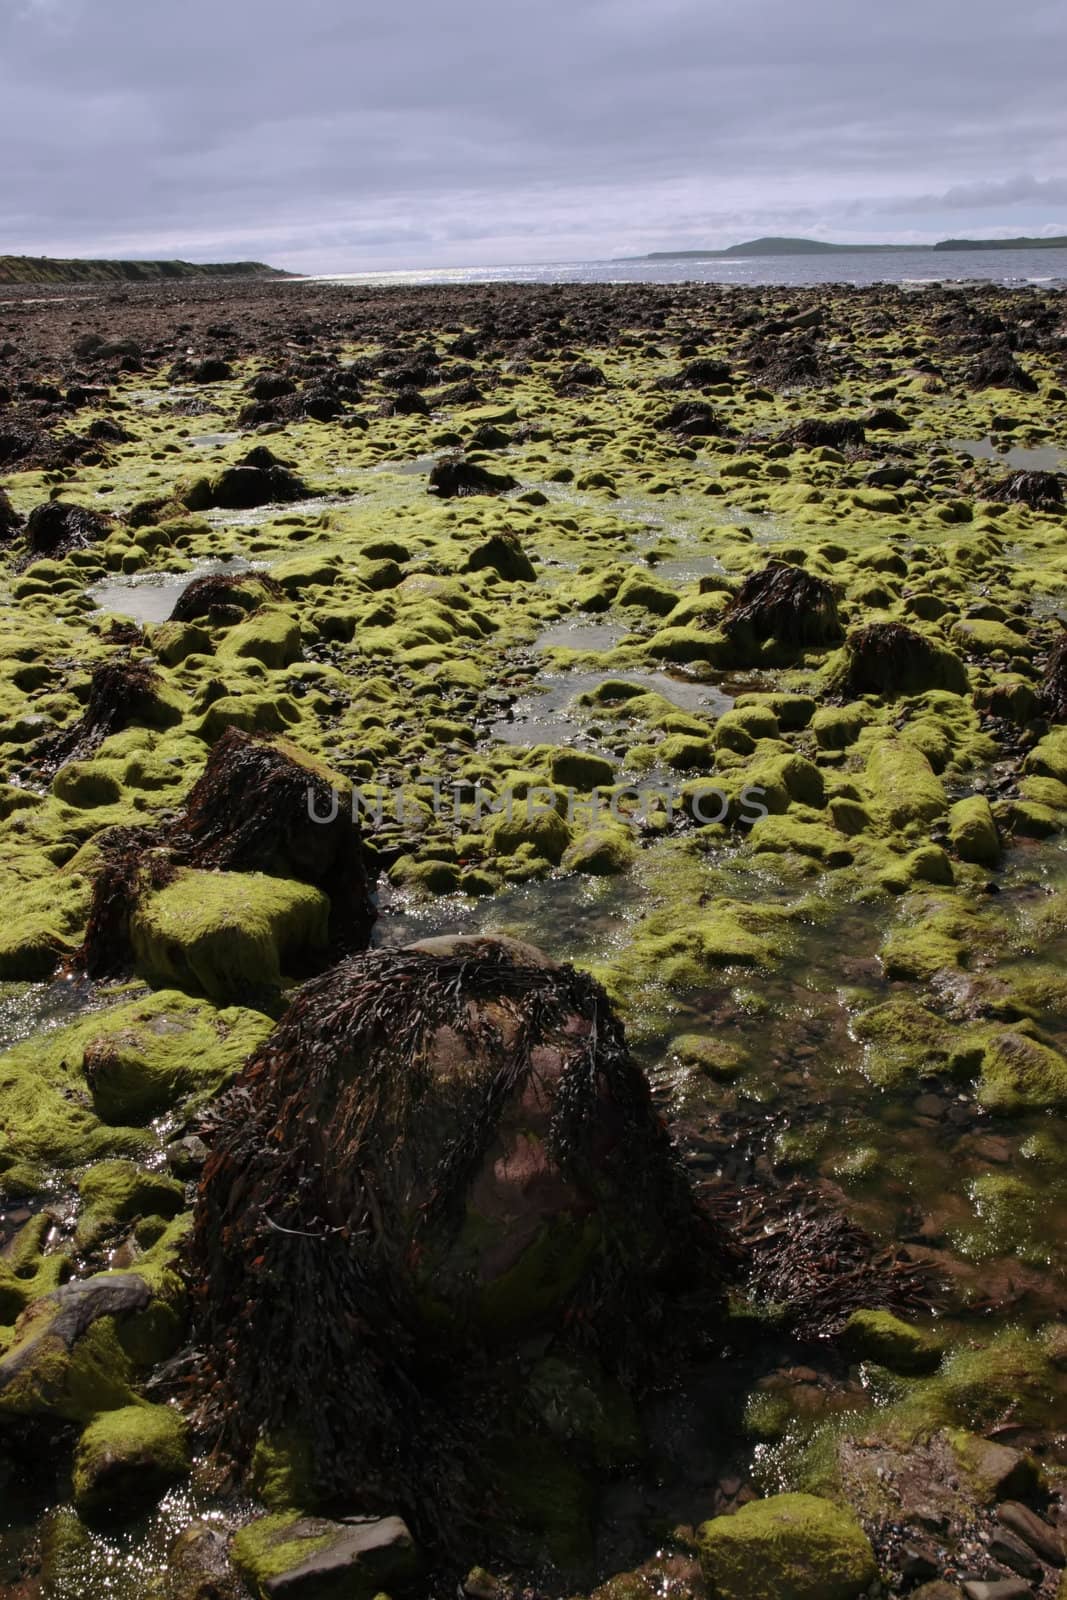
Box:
left=641, top=234, right=1067, bottom=261
left=934, top=235, right=1067, bottom=252
left=0, top=256, right=286, bottom=286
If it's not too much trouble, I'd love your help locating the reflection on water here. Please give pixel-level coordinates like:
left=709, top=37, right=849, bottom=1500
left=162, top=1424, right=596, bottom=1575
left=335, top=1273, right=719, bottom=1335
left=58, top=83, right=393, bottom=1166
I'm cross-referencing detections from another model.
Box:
left=489, top=666, right=732, bottom=749
left=951, top=436, right=1067, bottom=472
left=89, top=556, right=257, bottom=625
left=534, top=618, right=632, bottom=652
left=0, top=974, right=106, bottom=1054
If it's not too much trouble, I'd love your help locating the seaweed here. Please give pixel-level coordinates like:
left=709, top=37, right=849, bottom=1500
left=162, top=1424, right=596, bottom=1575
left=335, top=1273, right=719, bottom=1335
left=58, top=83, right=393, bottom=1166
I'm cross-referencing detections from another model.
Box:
left=995, top=469, right=1064, bottom=511
left=724, top=559, right=842, bottom=649
left=428, top=455, right=518, bottom=498
left=187, top=937, right=731, bottom=1553
left=1039, top=625, right=1067, bottom=723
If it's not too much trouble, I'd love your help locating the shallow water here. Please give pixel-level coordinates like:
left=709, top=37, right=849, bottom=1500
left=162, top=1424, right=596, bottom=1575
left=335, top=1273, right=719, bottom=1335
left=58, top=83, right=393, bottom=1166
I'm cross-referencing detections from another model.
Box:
left=951, top=436, right=1067, bottom=472
left=488, top=666, right=732, bottom=749
left=88, top=556, right=258, bottom=624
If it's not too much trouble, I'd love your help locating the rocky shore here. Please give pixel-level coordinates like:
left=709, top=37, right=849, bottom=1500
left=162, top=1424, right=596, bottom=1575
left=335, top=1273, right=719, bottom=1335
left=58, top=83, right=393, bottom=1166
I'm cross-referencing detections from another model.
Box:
left=1, top=275, right=1066, bottom=1599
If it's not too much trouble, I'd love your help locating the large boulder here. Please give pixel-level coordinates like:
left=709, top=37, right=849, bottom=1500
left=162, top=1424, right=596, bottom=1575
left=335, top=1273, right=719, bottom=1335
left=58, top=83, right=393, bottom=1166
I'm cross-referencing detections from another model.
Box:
left=697, top=1493, right=877, bottom=1600
left=190, top=935, right=729, bottom=1552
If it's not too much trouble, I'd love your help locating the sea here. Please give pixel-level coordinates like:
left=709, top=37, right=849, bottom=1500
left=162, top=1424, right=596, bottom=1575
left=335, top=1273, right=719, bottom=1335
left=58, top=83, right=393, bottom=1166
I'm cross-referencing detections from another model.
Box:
left=305, top=246, right=1067, bottom=290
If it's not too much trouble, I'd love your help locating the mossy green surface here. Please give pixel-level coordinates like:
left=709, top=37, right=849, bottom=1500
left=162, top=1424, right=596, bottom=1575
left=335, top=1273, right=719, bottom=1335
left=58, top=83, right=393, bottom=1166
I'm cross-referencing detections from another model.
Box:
left=696, top=1493, right=876, bottom=1600
left=72, top=1401, right=190, bottom=1519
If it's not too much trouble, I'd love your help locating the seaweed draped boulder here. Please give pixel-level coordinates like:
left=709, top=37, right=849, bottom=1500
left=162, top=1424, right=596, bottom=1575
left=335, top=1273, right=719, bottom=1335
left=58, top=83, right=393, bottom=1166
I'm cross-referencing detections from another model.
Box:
left=188, top=934, right=730, bottom=1551
left=82, top=729, right=376, bottom=996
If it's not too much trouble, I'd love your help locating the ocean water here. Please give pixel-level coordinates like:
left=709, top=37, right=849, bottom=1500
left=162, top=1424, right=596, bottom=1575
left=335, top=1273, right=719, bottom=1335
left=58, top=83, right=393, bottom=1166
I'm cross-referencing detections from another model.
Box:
left=306, top=246, right=1067, bottom=290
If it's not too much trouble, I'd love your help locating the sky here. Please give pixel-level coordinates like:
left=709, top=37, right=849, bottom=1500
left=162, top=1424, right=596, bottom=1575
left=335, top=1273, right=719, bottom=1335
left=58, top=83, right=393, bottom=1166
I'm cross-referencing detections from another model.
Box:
left=2, top=0, right=1066, bottom=272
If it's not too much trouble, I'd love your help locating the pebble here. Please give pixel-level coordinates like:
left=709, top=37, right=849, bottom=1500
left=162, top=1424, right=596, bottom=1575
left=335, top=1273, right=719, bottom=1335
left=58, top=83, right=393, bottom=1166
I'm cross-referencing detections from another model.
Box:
left=987, top=1528, right=1042, bottom=1580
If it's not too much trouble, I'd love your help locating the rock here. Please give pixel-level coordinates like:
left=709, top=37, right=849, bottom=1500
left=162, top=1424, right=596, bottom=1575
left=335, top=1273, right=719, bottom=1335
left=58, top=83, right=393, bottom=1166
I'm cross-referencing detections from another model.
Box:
left=130, top=869, right=331, bottom=1006
left=201, top=456, right=306, bottom=511
left=949, top=796, right=1002, bottom=866
left=841, top=1309, right=942, bottom=1374
left=961, top=1580, right=1034, bottom=1600
left=696, top=1493, right=877, bottom=1600
left=25, top=500, right=113, bottom=555
left=0, top=1273, right=149, bottom=1422
left=669, top=1033, right=750, bottom=1081
left=464, top=531, right=536, bottom=581
left=428, top=455, right=517, bottom=497
left=561, top=827, right=636, bottom=876
left=911, top=1586, right=964, bottom=1600
left=191, top=936, right=727, bottom=1543
left=949, top=1430, right=1044, bottom=1503
left=72, top=1402, right=190, bottom=1520
left=231, top=1512, right=419, bottom=1599
left=998, top=1501, right=1065, bottom=1566
left=550, top=749, right=615, bottom=791
left=987, top=1527, right=1043, bottom=1580
left=832, top=621, right=968, bottom=697
left=76, top=1159, right=185, bottom=1248
left=164, top=1520, right=244, bottom=1600
left=723, top=559, right=841, bottom=654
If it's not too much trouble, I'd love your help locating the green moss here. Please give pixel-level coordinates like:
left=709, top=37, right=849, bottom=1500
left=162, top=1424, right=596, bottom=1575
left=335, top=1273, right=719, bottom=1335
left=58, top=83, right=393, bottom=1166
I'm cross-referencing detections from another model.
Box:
left=978, top=1028, right=1067, bottom=1113
left=668, top=1033, right=751, bottom=1081
left=696, top=1493, right=876, bottom=1600
left=864, top=738, right=946, bottom=830
left=485, top=806, right=573, bottom=864
left=841, top=1310, right=941, bottom=1374
left=216, top=607, right=304, bottom=669
left=130, top=868, right=330, bottom=1002
left=75, top=1159, right=185, bottom=1249
left=72, top=1402, right=190, bottom=1520
left=948, top=795, right=1001, bottom=865
left=561, top=826, right=636, bottom=876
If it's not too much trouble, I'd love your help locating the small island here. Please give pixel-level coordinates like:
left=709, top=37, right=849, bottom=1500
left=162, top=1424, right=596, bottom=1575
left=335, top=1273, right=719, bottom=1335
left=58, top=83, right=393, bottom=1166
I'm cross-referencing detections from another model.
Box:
left=639, top=233, right=1067, bottom=260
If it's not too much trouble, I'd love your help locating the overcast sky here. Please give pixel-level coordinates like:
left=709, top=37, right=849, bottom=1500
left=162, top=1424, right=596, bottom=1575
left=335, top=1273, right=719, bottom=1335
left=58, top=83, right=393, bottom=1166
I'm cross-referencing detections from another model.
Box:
left=2, top=0, right=1065, bottom=272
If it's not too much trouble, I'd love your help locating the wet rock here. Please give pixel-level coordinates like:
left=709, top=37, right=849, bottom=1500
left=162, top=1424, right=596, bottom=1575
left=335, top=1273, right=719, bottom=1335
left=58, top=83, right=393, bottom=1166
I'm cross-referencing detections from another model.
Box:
left=783, top=416, right=866, bottom=450
left=696, top=1493, right=876, bottom=1600
left=996, top=469, right=1064, bottom=511
left=428, top=454, right=518, bottom=497
left=24, top=499, right=113, bottom=556
left=465, top=530, right=536, bottom=581
left=960, top=1580, right=1034, bottom=1600
left=200, top=449, right=307, bottom=510
left=231, top=1512, right=420, bottom=1600
left=163, top=1520, right=244, bottom=1600
left=72, top=1402, right=190, bottom=1521
left=0, top=1273, right=149, bottom=1422
left=965, top=349, right=1038, bottom=392
left=0, top=486, right=22, bottom=538
left=723, top=559, right=842, bottom=653
left=832, top=621, right=969, bottom=697
left=656, top=399, right=726, bottom=436
left=997, top=1501, right=1065, bottom=1566
left=1040, top=630, right=1067, bottom=723
left=986, top=1527, right=1043, bottom=1580
left=190, top=935, right=728, bottom=1551
left=841, top=1308, right=942, bottom=1374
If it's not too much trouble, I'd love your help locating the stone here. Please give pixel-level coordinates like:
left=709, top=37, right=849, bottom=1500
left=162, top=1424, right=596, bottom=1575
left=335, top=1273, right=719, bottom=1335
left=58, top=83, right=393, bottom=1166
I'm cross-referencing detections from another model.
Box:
left=72, top=1402, right=190, bottom=1521
left=961, top=1580, right=1033, bottom=1600
left=949, top=796, right=1001, bottom=866
left=163, top=1520, right=244, bottom=1600
left=231, top=1513, right=420, bottom=1600
left=998, top=1501, right=1065, bottom=1566
left=987, top=1528, right=1043, bottom=1580
left=696, top=1493, right=876, bottom=1600
left=841, top=1309, right=942, bottom=1374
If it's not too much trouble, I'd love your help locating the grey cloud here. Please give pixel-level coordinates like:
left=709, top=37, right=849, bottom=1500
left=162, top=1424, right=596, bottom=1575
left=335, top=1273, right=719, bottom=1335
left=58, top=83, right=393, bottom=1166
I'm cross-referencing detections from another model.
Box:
left=2, top=0, right=1065, bottom=268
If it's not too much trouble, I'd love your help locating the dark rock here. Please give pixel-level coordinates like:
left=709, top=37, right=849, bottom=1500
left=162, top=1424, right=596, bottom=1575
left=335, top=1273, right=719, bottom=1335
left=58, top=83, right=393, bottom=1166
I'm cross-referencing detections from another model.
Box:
left=233, top=1514, right=420, bottom=1600
left=24, top=499, right=113, bottom=555
left=724, top=558, right=842, bottom=652
left=465, top=531, right=536, bottom=582
left=866, top=406, right=910, bottom=431
left=784, top=416, right=866, bottom=450
left=832, top=620, right=968, bottom=697
left=901, top=1540, right=943, bottom=1579
left=998, top=1501, right=1065, bottom=1566
left=189, top=357, right=234, bottom=383
left=163, top=1520, right=245, bottom=1600
left=660, top=357, right=731, bottom=389
left=190, top=935, right=730, bottom=1554
left=656, top=399, right=725, bottom=437
left=0, top=487, right=21, bottom=539
left=965, top=350, right=1038, bottom=393
left=987, top=1528, right=1043, bottom=1580
left=995, top=470, right=1063, bottom=511
left=428, top=455, right=517, bottom=497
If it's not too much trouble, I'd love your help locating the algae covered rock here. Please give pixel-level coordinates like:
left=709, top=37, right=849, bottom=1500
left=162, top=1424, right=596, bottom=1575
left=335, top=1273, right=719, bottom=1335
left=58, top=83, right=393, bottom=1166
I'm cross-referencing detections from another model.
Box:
left=832, top=621, right=968, bottom=697
left=697, top=1492, right=876, bottom=1600
left=190, top=935, right=729, bottom=1553
left=0, top=1273, right=149, bottom=1423
left=949, top=795, right=1001, bottom=866
left=130, top=868, right=330, bottom=1003
left=562, top=826, right=636, bottom=876
left=72, top=1402, right=190, bottom=1520
left=841, top=1308, right=941, bottom=1374
left=231, top=1512, right=419, bottom=1600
